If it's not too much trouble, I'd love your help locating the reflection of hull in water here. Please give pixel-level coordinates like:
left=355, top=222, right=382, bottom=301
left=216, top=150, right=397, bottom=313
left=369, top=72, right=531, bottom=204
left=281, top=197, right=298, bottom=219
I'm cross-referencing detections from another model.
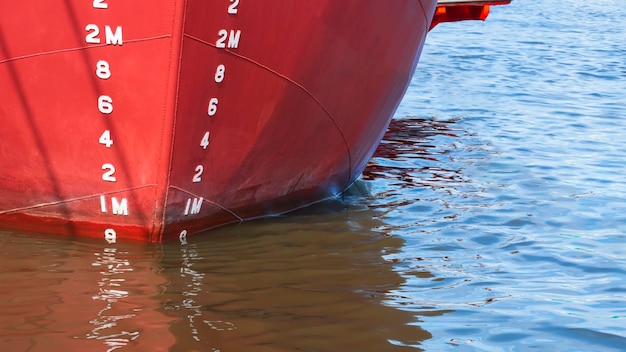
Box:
left=0, top=210, right=441, bottom=351
left=364, top=117, right=468, bottom=188
left=0, top=235, right=175, bottom=352
left=157, top=214, right=434, bottom=351
left=0, top=1, right=509, bottom=242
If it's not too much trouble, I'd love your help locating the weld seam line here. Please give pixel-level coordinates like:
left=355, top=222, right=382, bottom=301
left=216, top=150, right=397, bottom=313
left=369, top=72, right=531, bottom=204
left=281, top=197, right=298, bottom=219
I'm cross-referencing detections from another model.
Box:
left=169, top=185, right=243, bottom=222
left=183, top=33, right=354, bottom=187
left=0, top=184, right=157, bottom=215
left=0, top=34, right=172, bottom=65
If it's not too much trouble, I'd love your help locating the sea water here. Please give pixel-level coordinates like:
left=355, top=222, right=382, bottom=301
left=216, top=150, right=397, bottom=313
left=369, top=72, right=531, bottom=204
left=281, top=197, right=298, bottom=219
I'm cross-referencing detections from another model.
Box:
left=1, top=1, right=625, bottom=351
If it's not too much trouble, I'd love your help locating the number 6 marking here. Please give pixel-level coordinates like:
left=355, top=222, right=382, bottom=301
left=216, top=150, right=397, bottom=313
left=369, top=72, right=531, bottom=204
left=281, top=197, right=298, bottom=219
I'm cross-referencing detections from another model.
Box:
left=208, top=98, right=218, bottom=116
left=98, top=95, right=113, bottom=114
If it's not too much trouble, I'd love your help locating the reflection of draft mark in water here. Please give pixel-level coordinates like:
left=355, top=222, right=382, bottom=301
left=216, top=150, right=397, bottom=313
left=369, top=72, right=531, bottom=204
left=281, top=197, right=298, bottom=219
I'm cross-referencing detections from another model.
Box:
left=166, top=243, right=237, bottom=344
left=160, top=242, right=243, bottom=351
left=87, top=247, right=139, bottom=351
left=157, top=214, right=440, bottom=351
left=79, top=245, right=176, bottom=352
left=0, top=234, right=176, bottom=352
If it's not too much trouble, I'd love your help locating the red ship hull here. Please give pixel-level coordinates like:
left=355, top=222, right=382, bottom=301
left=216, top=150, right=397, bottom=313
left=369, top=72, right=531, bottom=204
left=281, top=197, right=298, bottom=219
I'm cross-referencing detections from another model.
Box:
left=0, top=0, right=508, bottom=242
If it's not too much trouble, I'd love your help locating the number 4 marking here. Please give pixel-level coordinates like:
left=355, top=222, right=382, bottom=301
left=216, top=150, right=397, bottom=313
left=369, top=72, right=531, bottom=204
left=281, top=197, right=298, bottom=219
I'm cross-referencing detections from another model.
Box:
left=200, top=132, right=210, bottom=149
left=99, top=130, right=113, bottom=148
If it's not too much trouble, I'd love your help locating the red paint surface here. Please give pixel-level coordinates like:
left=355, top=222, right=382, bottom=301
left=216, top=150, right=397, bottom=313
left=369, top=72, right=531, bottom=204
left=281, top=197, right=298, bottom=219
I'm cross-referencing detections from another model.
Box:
left=1, top=1, right=438, bottom=242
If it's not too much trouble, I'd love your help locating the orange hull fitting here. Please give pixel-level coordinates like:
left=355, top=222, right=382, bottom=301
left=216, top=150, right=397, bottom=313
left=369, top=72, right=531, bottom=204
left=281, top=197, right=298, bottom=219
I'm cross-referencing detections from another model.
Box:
left=431, top=0, right=512, bottom=30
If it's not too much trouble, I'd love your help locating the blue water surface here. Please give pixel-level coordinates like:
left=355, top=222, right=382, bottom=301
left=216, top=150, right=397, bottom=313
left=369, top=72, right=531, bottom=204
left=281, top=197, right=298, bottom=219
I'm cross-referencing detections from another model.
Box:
left=377, top=0, right=626, bottom=350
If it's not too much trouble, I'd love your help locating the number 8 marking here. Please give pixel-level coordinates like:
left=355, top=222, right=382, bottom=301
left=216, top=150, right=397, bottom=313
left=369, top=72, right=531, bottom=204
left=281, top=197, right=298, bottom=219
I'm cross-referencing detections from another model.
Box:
left=96, top=60, right=111, bottom=79
left=215, top=64, right=225, bottom=83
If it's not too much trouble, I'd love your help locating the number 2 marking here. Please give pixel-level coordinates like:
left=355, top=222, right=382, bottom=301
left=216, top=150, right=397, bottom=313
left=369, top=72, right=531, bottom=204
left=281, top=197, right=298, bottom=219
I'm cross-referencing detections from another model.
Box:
left=93, top=0, right=108, bottom=9
left=228, top=0, right=239, bottom=14
left=216, top=30, right=228, bottom=48
left=193, top=165, right=204, bottom=183
left=85, top=24, right=100, bottom=44
left=102, top=163, right=116, bottom=182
